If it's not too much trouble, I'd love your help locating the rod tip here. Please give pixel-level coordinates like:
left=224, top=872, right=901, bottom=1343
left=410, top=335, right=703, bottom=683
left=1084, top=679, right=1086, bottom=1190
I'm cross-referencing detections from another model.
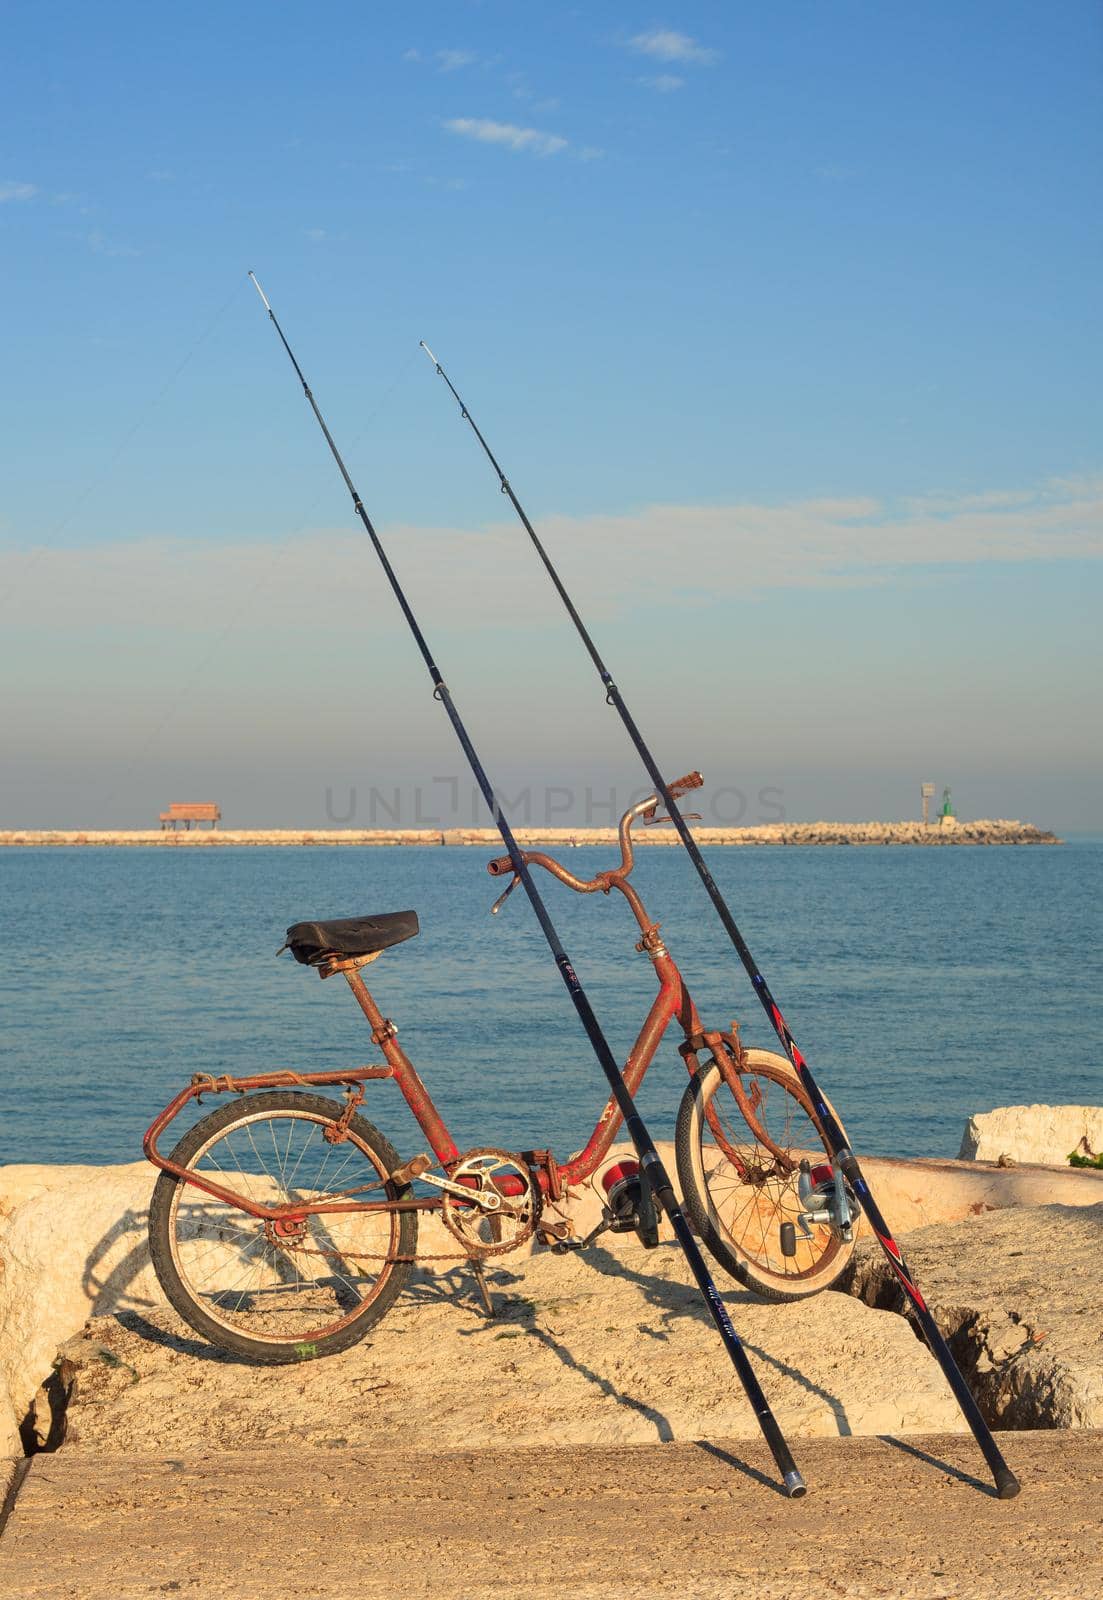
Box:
left=247, top=272, right=273, bottom=311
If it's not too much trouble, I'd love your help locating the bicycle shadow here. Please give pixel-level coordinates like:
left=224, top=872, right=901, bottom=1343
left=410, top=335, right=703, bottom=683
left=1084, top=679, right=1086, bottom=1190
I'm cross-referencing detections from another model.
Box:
left=406, top=1244, right=850, bottom=1443
left=77, top=1205, right=372, bottom=1369
left=401, top=1260, right=674, bottom=1436
left=114, top=1308, right=257, bottom=1367
left=74, top=1216, right=847, bottom=1439
left=80, top=1207, right=159, bottom=1318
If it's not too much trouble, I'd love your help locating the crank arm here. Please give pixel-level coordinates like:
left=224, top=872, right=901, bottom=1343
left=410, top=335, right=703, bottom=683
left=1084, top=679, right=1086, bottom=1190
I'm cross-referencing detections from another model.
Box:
left=551, top=1205, right=622, bottom=1253
left=419, top=1171, right=503, bottom=1211
left=794, top=1210, right=832, bottom=1239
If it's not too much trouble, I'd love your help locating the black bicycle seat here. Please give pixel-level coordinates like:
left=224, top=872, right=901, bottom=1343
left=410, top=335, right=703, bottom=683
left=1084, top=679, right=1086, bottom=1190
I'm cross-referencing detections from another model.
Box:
left=280, top=910, right=419, bottom=965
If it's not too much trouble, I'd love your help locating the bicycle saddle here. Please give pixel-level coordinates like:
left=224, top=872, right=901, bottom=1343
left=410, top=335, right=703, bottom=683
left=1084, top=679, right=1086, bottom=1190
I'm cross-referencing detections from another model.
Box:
left=280, top=910, right=419, bottom=965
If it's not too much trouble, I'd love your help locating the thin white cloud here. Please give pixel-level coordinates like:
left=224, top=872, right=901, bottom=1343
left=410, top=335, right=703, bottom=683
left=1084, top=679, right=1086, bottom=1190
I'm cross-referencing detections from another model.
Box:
left=628, top=29, right=717, bottom=65
left=402, top=48, right=421, bottom=62
left=901, top=487, right=1039, bottom=515
left=637, top=74, right=685, bottom=93
left=436, top=48, right=478, bottom=72
left=0, top=180, right=36, bottom=202
left=7, top=479, right=1098, bottom=635
left=445, top=118, right=567, bottom=156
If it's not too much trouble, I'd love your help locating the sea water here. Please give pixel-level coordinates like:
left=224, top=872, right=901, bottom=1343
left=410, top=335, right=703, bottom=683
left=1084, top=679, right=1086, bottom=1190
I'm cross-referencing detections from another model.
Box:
left=2, top=841, right=1100, bottom=1168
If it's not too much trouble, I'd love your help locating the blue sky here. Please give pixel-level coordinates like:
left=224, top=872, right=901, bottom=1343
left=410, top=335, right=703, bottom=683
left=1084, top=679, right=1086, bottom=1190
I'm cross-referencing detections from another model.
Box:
left=2, top=2, right=1100, bottom=829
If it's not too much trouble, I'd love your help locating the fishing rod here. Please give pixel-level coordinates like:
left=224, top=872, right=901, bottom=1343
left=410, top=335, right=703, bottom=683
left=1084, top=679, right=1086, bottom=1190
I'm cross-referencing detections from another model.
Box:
left=419, top=341, right=1021, bottom=1501
left=248, top=273, right=805, bottom=1500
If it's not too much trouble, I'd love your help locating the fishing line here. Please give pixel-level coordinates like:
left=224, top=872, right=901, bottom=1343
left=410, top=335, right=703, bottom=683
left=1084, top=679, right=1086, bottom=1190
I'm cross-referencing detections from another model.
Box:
left=0, top=277, right=248, bottom=610
left=96, top=342, right=423, bottom=815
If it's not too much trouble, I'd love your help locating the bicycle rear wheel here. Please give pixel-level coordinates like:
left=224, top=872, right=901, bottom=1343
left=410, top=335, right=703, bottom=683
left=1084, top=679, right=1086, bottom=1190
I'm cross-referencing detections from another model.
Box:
left=675, top=1049, right=855, bottom=1301
left=148, top=1090, right=416, bottom=1362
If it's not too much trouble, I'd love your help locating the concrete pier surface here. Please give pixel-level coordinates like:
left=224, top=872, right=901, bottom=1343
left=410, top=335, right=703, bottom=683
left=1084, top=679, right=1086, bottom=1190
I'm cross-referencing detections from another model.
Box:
left=1, top=1432, right=1099, bottom=1599
left=0, top=819, right=1061, bottom=846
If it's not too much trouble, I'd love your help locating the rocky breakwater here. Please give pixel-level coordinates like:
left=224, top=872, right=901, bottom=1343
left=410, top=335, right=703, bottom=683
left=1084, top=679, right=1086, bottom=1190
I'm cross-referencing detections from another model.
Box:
left=961, top=1104, right=1103, bottom=1167
left=844, top=1105, right=1103, bottom=1429
left=0, top=819, right=1061, bottom=846
left=3, top=1131, right=1102, bottom=1459
left=735, top=818, right=1061, bottom=846
left=846, top=1202, right=1103, bottom=1429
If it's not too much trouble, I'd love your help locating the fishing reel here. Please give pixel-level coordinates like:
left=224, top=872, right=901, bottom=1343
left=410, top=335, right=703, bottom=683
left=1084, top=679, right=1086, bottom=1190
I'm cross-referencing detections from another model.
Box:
left=599, top=1159, right=661, bottom=1249
left=542, top=1158, right=662, bottom=1255
left=779, top=1159, right=859, bottom=1258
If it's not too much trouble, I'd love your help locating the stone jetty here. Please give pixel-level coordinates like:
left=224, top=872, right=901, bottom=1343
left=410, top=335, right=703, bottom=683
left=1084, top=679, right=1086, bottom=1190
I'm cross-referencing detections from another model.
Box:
left=2, top=1110, right=1100, bottom=1599
left=0, top=819, right=1061, bottom=847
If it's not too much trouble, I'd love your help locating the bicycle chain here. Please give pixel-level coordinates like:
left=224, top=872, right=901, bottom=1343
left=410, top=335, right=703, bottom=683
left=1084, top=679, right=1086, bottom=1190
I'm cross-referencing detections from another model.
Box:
left=265, top=1146, right=542, bottom=1266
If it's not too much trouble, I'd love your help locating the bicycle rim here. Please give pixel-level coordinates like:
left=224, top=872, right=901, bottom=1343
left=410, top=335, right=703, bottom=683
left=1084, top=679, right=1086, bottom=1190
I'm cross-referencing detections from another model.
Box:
left=164, top=1101, right=404, bottom=1349
left=678, top=1051, right=854, bottom=1298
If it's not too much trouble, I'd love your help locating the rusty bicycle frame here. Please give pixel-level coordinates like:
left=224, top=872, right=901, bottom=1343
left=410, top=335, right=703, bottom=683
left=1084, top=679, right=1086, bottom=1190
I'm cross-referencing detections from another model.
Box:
left=144, top=788, right=790, bottom=1227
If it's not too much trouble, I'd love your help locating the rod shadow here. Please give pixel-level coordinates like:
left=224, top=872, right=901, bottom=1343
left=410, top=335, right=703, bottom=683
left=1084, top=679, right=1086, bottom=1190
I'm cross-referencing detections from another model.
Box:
left=406, top=1262, right=675, bottom=1438
left=876, top=1434, right=1000, bottom=1496
left=693, top=1439, right=797, bottom=1498
left=580, top=1242, right=853, bottom=1436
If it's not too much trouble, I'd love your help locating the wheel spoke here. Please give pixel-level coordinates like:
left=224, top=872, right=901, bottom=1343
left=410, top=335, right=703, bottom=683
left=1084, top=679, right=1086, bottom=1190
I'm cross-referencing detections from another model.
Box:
left=158, top=1098, right=413, bottom=1354
left=679, top=1053, right=854, bottom=1300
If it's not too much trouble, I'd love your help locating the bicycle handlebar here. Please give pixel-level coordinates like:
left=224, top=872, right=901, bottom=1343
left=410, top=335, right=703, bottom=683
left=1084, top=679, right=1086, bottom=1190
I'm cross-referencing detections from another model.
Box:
left=486, top=771, right=705, bottom=889
left=667, top=770, right=704, bottom=799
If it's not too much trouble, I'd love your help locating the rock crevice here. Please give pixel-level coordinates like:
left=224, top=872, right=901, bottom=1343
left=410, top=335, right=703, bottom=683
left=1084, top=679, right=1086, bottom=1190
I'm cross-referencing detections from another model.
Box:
left=844, top=1203, right=1103, bottom=1430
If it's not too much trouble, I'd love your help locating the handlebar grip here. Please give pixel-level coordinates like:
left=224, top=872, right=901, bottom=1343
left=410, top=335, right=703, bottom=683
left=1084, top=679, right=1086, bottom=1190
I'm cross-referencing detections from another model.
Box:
left=487, top=854, right=516, bottom=876
left=667, top=771, right=704, bottom=798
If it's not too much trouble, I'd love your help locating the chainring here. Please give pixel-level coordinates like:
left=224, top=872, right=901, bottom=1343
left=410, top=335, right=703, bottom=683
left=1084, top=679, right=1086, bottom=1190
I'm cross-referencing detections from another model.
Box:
left=440, top=1147, right=542, bottom=1258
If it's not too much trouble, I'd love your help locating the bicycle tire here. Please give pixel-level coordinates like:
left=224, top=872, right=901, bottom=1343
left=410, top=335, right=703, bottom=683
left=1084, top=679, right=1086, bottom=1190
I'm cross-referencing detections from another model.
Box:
left=675, top=1049, right=856, bottom=1302
left=148, top=1090, right=417, bottom=1363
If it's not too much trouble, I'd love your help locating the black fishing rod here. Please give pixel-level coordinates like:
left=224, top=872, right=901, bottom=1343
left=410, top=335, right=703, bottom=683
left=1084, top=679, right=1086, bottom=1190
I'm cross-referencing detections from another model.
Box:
left=248, top=274, right=805, bottom=1499
left=419, top=341, right=1021, bottom=1501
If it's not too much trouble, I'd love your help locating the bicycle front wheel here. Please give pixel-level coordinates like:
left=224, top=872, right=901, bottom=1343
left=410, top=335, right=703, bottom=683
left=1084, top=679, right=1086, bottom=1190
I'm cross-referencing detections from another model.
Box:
left=148, top=1090, right=417, bottom=1362
left=675, top=1049, right=855, bottom=1302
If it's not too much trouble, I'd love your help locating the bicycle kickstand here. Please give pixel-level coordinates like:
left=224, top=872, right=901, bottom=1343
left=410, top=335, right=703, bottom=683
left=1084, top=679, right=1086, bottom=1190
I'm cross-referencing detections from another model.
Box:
left=471, top=1259, right=496, bottom=1318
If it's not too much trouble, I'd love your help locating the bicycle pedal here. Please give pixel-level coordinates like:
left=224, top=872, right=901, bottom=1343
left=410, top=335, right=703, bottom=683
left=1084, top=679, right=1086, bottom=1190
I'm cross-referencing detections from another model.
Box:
left=536, top=1219, right=572, bottom=1245
left=390, top=1153, right=432, bottom=1184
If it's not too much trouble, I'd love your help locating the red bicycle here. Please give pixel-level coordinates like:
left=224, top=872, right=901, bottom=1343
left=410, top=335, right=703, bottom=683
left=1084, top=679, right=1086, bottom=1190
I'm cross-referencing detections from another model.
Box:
left=145, top=775, right=859, bottom=1363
